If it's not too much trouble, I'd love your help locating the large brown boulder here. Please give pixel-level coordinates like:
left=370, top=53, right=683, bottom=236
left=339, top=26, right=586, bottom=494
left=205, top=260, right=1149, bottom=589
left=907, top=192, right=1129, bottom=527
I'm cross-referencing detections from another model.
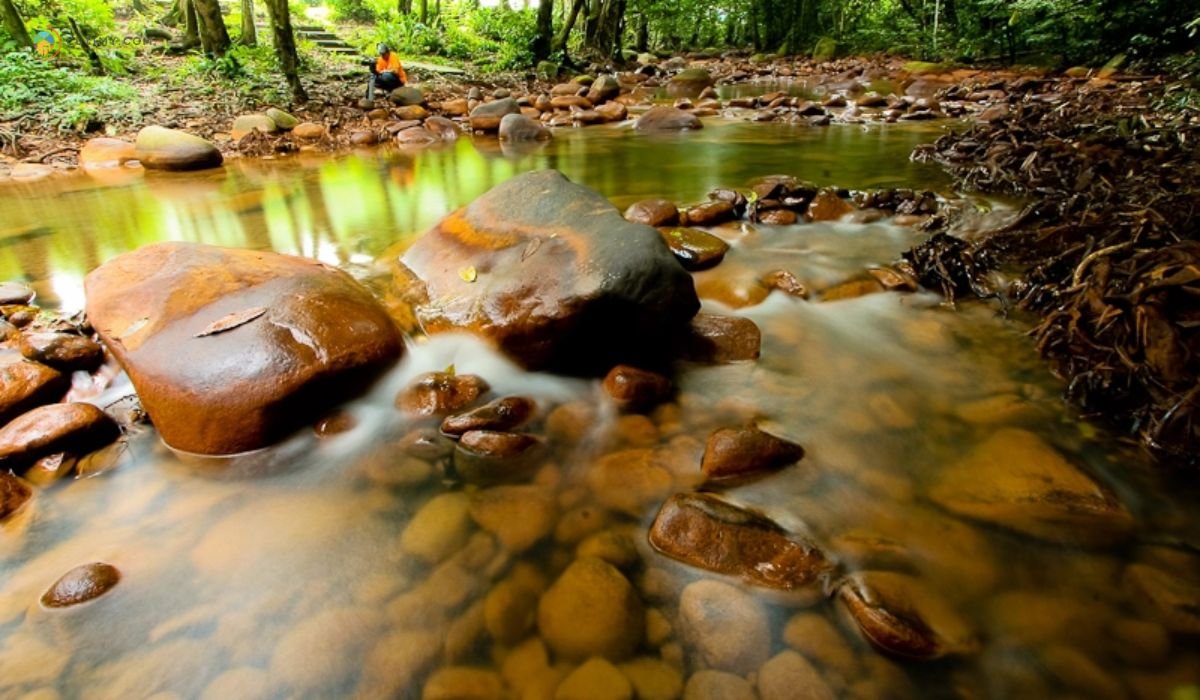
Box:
left=395, top=170, right=699, bottom=371
left=84, top=243, right=404, bottom=455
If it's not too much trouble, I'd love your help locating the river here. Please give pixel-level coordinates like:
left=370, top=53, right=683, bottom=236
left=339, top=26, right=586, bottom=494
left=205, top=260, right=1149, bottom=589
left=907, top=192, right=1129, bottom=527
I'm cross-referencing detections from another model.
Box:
left=1, top=118, right=1197, bottom=699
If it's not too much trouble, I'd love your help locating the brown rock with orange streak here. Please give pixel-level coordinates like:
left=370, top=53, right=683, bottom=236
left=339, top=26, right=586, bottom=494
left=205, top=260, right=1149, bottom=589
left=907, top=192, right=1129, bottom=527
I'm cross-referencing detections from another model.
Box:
left=398, top=170, right=699, bottom=371
left=84, top=243, right=404, bottom=455
left=649, top=492, right=834, bottom=594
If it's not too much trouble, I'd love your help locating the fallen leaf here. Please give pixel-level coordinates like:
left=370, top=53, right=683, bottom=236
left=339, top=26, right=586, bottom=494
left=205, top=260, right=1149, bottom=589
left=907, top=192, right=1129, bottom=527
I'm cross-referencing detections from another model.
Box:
left=195, top=307, right=267, bottom=338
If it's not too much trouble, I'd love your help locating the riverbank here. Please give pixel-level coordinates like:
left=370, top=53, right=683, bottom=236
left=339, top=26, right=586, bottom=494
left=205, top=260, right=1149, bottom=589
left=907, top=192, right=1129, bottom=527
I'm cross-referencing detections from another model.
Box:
left=907, top=76, right=1200, bottom=464
left=0, top=51, right=1132, bottom=177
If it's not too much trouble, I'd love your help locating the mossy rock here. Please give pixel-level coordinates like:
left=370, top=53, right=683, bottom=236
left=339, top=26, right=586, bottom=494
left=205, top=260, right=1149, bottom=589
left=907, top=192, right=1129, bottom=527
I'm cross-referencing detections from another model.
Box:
left=811, top=37, right=839, bottom=61
left=670, top=68, right=713, bottom=87
left=903, top=61, right=952, bottom=75
left=265, top=108, right=298, bottom=130
left=536, top=60, right=559, bottom=81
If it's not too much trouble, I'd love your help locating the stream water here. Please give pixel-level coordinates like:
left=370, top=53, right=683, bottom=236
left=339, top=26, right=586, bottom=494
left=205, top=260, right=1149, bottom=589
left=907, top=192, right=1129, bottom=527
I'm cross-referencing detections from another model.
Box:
left=1, top=119, right=1198, bottom=700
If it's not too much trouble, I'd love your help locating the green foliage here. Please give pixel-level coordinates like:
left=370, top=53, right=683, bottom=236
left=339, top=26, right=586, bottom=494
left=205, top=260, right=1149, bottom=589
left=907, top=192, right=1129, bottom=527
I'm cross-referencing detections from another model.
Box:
left=0, top=50, right=137, bottom=129
left=169, top=44, right=290, bottom=103
left=328, top=0, right=375, bottom=22
left=369, top=4, right=537, bottom=73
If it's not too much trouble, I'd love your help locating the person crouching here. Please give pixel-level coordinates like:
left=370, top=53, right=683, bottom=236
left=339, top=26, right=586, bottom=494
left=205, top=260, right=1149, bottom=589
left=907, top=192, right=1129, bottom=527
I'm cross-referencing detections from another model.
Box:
left=367, top=43, right=408, bottom=101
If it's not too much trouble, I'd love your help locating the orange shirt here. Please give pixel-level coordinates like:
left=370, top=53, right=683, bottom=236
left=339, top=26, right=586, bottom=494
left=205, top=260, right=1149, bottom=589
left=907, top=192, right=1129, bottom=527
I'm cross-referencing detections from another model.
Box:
left=375, top=53, right=407, bottom=82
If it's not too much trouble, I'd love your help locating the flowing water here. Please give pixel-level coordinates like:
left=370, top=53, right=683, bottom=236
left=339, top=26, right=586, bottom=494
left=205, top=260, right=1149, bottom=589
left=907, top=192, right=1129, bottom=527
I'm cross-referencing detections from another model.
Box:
left=1, top=119, right=1198, bottom=700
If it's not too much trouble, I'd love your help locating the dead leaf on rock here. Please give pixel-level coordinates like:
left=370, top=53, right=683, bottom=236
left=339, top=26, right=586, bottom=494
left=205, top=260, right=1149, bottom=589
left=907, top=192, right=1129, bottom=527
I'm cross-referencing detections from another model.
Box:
left=195, top=307, right=267, bottom=338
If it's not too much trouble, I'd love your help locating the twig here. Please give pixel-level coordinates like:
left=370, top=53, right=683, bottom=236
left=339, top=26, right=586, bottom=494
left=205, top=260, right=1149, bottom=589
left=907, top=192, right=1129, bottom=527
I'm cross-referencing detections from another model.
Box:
left=25, top=147, right=79, bottom=163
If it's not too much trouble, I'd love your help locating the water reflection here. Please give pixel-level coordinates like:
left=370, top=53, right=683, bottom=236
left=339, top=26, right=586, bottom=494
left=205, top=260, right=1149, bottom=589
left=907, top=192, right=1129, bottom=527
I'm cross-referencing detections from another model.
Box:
left=0, top=120, right=949, bottom=310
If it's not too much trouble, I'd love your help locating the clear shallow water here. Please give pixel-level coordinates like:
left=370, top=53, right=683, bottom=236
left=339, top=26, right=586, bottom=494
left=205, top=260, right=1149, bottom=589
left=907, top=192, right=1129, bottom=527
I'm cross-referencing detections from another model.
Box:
left=2, top=119, right=1199, bottom=700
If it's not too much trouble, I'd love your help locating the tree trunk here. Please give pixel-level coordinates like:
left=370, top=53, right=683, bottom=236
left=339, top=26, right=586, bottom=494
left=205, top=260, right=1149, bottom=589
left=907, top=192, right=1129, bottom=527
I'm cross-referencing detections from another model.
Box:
left=635, top=12, right=647, bottom=51
left=0, top=0, right=31, bottom=49
left=398, top=0, right=411, bottom=14
left=583, top=0, right=620, bottom=58
left=552, top=0, right=584, bottom=53
left=238, top=0, right=256, bottom=46
left=533, top=0, right=553, bottom=61
left=262, top=0, right=307, bottom=102
left=68, top=16, right=105, bottom=74
left=419, top=0, right=427, bottom=24
left=192, top=0, right=231, bottom=55
left=161, top=0, right=181, bottom=26
left=184, top=0, right=200, bottom=45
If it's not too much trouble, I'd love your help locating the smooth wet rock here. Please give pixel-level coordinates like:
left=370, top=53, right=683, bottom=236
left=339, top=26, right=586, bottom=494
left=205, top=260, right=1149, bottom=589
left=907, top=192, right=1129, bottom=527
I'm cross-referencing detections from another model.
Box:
left=395, top=104, right=430, bottom=121
left=807, top=189, right=854, bottom=221
left=660, top=227, right=730, bottom=270
left=400, top=492, right=473, bottom=564
left=397, top=372, right=489, bottom=417
left=927, top=428, right=1135, bottom=546
left=18, top=332, right=104, bottom=372
left=264, top=107, right=298, bottom=130
left=271, top=607, right=382, bottom=694
left=782, top=613, right=859, bottom=680
left=586, top=448, right=674, bottom=516
left=681, top=314, right=761, bottom=363
left=596, top=101, right=629, bottom=122
left=396, top=127, right=438, bottom=146
left=556, top=657, right=632, bottom=700
left=757, top=208, right=799, bottom=225
left=40, top=562, right=121, bottom=608
left=469, top=98, right=521, bottom=131
left=453, top=431, right=542, bottom=484
left=231, top=113, right=278, bottom=140
left=85, top=243, right=404, bottom=455
left=134, top=126, right=223, bottom=171
left=620, top=657, right=683, bottom=700
left=649, top=492, right=832, bottom=592
left=484, top=577, right=541, bottom=644
left=292, top=122, right=327, bottom=141
left=441, top=396, right=535, bottom=436
left=837, top=571, right=977, bottom=660
left=538, top=557, right=644, bottom=661
left=79, top=138, right=136, bottom=169
left=390, top=86, right=425, bottom=107
left=469, top=484, right=556, bottom=552
left=350, top=129, right=379, bottom=146
left=425, top=116, right=460, bottom=141
left=668, top=68, right=714, bottom=95
left=679, top=579, right=770, bottom=674
left=499, top=113, right=551, bottom=141
left=701, top=426, right=804, bottom=480
left=624, top=199, right=680, bottom=227
left=683, top=670, right=756, bottom=700
left=761, top=269, right=809, bottom=298
left=0, top=403, right=118, bottom=470
left=684, top=201, right=736, bottom=227
left=757, top=651, right=835, bottom=700
left=603, top=365, right=672, bottom=408
left=635, top=106, right=703, bottom=131
left=0, top=361, right=67, bottom=425
left=0, top=288, right=32, bottom=310
left=397, top=170, right=698, bottom=370
left=587, top=75, right=622, bottom=104
left=0, top=471, right=31, bottom=522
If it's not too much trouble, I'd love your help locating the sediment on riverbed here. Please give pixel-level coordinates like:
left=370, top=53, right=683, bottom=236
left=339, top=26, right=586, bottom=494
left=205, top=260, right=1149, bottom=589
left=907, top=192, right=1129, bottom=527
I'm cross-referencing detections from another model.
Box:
left=907, top=76, right=1200, bottom=464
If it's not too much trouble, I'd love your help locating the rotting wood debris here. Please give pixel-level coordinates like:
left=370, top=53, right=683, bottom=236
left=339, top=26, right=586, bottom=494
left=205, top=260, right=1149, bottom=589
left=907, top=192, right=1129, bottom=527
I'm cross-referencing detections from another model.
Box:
left=906, top=77, right=1200, bottom=465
